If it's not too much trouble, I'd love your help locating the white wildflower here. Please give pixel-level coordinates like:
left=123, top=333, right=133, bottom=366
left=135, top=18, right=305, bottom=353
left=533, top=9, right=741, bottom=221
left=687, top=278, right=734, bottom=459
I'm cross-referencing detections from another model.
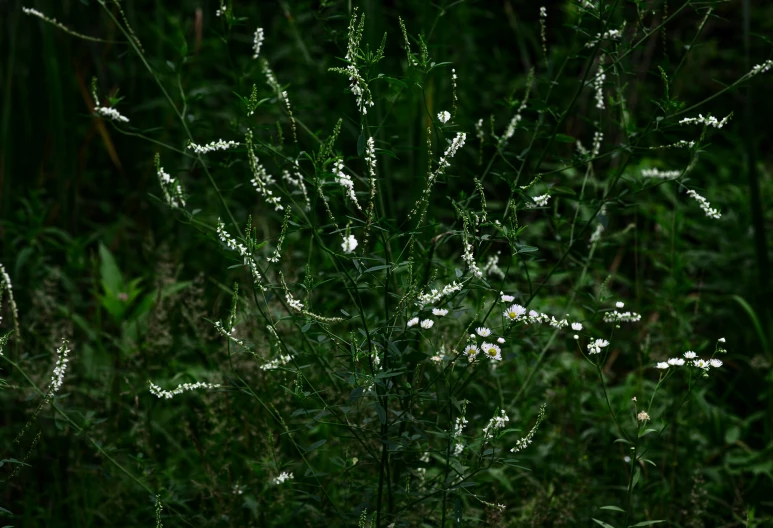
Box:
left=686, top=189, right=721, bottom=219
left=571, top=322, right=583, bottom=331
left=503, top=304, right=527, bottom=321
left=587, top=338, right=609, bottom=355
left=334, top=159, right=362, bottom=210
left=510, top=403, right=547, bottom=454
left=252, top=28, right=265, bottom=59
left=642, top=168, right=681, bottom=179
left=149, top=380, right=220, bottom=399
left=463, top=344, right=480, bottom=360
left=476, top=327, right=492, bottom=337
left=637, top=411, right=650, bottom=422
left=683, top=351, right=697, bottom=359
left=497, top=337, right=506, bottom=344
left=592, top=58, right=605, bottom=110
left=452, top=416, right=468, bottom=456
left=481, top=342, right=502, bottom=361
left=187, top=139, right=239, bottom=154
left=261, top=355, right=292, bottom=371
left=416, top=281, right=464, bottom=309
left=615, top=302, right=624, bottom=308
left=679, top=113, right=732, bottom=129
left=342, top=234, right=358, bottom=254
left=483, top=410, right=509, bottom=440
left=407, top=317, right=420, bottom=328
left=709, top=359, right=723, bottom=368
left=49, top=340, right=71, bottom=394
left=668, top=358, right=685, bottom=366
left=586, top=28, right=623, bottom=48
left=437, top=110, right=451, bottom=124
left=500, top=292, right=515, bottom=303
left=655, top=362, right=669, bottom=369
left=749, top=60, right=773, bottom=77
left=693, top=359, right=710, bottom=370
left=526, top=193, right=551, bottom=209
left=603, top=310, right=642, bottom=323
left=273, top=472, right=294, bottom=485
left=432, top=308, right=448, bottom=317
left=420, top=319, right=434, bottom=329
left=94, top=106, right=129, bottom=123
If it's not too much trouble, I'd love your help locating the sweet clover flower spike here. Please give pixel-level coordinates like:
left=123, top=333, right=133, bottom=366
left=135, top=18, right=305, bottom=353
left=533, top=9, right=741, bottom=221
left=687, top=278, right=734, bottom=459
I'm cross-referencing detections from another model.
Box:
left=686, top=189, right=721, bottom=219
left=149, top=380, right=220, bottom=399
left=187, top=139, right=239, bottom=154
left=94, top=106, right=130, bottom=123
left=642, top=168, right=681, bottom=179
left=416, top=281, right=464, bottom=308
left=483, top=410, right=510, bottom=441
left=592, top=58, right=605, bottom=110
left=50, top=340, right=71, bottom=394
left=748, top=60, right=773, bottom=77
left=511, top=403, right=547, bottom=454
left=0, top=262, right=20, bottom=335
left=334, top=159, right=362, bottom=210
left=603, top=309, right=642, bottom=323
left=585, top=28, right=623, bottom=48
left=526, top=193, right=551, bottom=209
left=437, top=110, right=451, bottom=124
left=273, top=472, right=294, bottom=485
left=679, top=113, right=732, bottom=129
left=261, top=355, right=292, bottom=371
left=452, top=415, right=468, bottom=456
left=155, top=154, right=186, bottom=209
left=252, top=28, right=265, bottom=59
left=481, top=342, right=502, bottom=361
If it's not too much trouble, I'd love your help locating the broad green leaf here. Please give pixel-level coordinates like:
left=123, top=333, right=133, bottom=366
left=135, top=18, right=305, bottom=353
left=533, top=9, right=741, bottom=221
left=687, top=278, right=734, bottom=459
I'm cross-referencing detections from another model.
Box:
left=600, top=506, right=625, bottom=512
left=592, top=518, right=616, bottom=528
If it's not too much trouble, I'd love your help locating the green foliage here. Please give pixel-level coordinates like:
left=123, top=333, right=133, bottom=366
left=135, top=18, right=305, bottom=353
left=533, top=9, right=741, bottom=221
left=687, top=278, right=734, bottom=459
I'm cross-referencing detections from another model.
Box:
left=1, top=1, right=773, bottom=527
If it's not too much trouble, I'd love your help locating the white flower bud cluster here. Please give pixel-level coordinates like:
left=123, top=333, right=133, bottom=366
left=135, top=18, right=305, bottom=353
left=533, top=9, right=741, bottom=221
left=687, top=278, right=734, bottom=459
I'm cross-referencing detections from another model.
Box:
left=510, top=403, right=547, bottom=454
left=679, top=113, right=732, bottom=129
left=649, top=140, right=695, bottom=150
left=587, top=338, right=610, bottom=355
left=0, top=263, right=19, bottom=330
left=592, top=59, right=606, bottom=109
left=214, top=320, right=248, bottom=349
left=188, top=139, right=239, bottom=155
left=247, top=138, right=283, bottom=212
left=416, top=281, right=464, bottom=308
left=252, top=28, right=265, bottom=59
left=285, top=291, right=304, bottom=311
left=216, top=219, right=263, bottom=287
left=261, top=355, right=292, bottom=371
left=523, top=309, right=570, bottom=329
left=686, top=189, right=721, bottom=219
left=94, top=106, right=130, bottom=123
left=452, top=416, right=468, bottom=456
left=149, top=380, right=220, bottom=399
left=641, top=168, right=681, bottom=179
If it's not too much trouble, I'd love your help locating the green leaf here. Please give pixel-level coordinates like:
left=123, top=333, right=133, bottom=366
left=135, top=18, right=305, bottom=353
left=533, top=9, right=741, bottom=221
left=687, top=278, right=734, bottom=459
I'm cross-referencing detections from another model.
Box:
left=554, top=133, right=576, bottom=143
left=600, top=506, right=625, bottom=512
left=628, top=521, right=665, bottom=527
left=374, top=403, right=386, bottom=424
left=638, top=428, right=657, bottom=438
left=99, top=243, right=124, bottom=295
left=592, top=519, right=616, bottom=528
left=305, top=439, right=327, bottom=452
left=632, top=468, right=641, bottom=489
left=357, top=132, right=365, bottom=157
left=725, top=425, right=741, bottom=444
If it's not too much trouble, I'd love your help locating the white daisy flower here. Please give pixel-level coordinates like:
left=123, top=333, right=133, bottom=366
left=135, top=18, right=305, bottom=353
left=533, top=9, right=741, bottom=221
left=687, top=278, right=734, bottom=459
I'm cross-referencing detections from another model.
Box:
left=463, top=344, right=480, bottom=359
left=407, top=317, right=419, bottom=327
left=481, top=342, right=502, bottom=361
left=503, top=304, right=527, bottom=321
left=420, top=319, right=434, bottom=329
left=655, top=362, right=670, bottom=369
left=683, top=351, right=697, bottom=359
left=500, top=292, right=515, bottom=302
left=571, top=322, right=583, bottom=331
left=667, top=358, right=685, bottom=366
left=709, top=359, right=723, bottom=368
left=432, top=308, right=449, bottom=316
left=615, top=301, right=625, bottom=308
left=693, top=359, right=710, bottom=370
left=476, top=327, right=492, bottom=337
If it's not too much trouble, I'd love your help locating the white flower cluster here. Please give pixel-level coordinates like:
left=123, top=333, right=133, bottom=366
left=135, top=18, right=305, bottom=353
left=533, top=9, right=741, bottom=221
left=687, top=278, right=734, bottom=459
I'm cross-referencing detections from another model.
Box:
left=261, top=354, right=292, bottom=371
left=592, top=59, right=605, bottom=110
left=749, top=60, right=773, bottom=77
left=585, top=28, right=623, bottom=48
left=475, top=118, right=485, bottom=140
left=247, top=135, right=283, bottom=211
left=510, top=403, right=547, bottom=454
left=156, top=161, right=186, bottom=208
left=342, top=234, right=358, bottom=254
left=252, top=28, right=265, bottom=59
left=641, top=168, right=681, bottom=179
left=149, top=380, right=220, bottom=399
left=345, top=65, right=374, bottom=115
left=282, top=170, right=310, bottom=211
left=437, top=132, right=467, bottom=175
left=49, top=340, right=71, bottom=394
left=273, top=472, right=294, bottom=485
left=540, top=6, right=547, bottom=17
left=462, top=240, right=483, bottom=279
left=526, top=193, right=551, bottom=209
left=334, top=159, right=361, bottom=210
left=0, top=263, right=19, bottom=330
left=187, top=139, right=239, bottom=154
left=94, top=106, right=130, bottom=123
left=587, top=338, right=610, bottom=355
left=416, top=281, right=464, bottom=308
left=655, top=350, right=723, bottom=371
left=686, top=189, right=721, bottom=219
left=483, top=253, right=505, bottom=279
left=603, top=309, right=641, bottom=323
left=214, top=320, right=248, bottom=349
left=365, top=137, right=377, bottom=177
left=285, top=291, right=304, bottom=311
left=483, top=410, right=510, bottom=440
left=525, top=309, right=570, bottom=329
left=452, top=416, right=468, bottom=456
left=216, top=219, right=263, bottom=287
left=437, top=110, right=451, bottom=124
left=650, top=140, right=696, bottom=150
left=679, top=113, right=732, bottom=129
